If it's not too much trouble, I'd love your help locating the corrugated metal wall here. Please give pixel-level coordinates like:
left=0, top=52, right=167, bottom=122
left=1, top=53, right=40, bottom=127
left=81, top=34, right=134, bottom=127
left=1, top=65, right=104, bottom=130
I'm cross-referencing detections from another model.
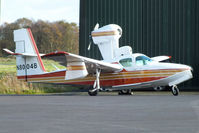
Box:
left=80, top=0, right=199, bottom=88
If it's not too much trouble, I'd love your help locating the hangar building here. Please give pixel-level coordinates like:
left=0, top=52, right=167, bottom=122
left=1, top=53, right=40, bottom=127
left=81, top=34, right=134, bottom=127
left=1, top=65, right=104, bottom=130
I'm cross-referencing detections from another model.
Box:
left=79, top=0, right=199, bottom=88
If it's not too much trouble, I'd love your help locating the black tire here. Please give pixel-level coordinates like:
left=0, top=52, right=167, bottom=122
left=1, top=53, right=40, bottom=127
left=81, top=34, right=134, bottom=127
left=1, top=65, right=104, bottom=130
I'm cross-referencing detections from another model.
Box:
left=88, top=90, right=98, bottom=96
left=118, top=89, right=132, bottom=95
left=171, top=86, right=179, bottom=96
left=154, top=86, right=165, bottom=91
left=88, top=86, right=98, bottom=96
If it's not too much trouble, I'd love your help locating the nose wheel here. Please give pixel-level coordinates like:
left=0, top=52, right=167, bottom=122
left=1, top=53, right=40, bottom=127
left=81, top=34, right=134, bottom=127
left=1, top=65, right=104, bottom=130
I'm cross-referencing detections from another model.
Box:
left=171, top=85, right=179, bottom=96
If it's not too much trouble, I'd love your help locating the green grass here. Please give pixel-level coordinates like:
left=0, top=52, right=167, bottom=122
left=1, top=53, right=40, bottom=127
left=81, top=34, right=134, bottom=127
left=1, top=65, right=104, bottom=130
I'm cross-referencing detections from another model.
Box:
left=0, top=57, right=16, bottom=64
left=0, top=57, right=80, bottom=94
left=0, top=57, right=66, bottom=73
left=0, top=57, right=16, bottom=74
left=42, top=59, right=66, bottom=72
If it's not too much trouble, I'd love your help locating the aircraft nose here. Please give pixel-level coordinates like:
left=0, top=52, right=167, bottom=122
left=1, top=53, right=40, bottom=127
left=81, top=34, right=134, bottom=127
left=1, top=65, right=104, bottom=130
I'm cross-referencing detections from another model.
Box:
left=166, top=63, right=193, bottom=86
left=188, top=66, right=193, bottom=71
left=182, top=65, right=192, bottom=71
left=175, top=64, right=192, bottom=71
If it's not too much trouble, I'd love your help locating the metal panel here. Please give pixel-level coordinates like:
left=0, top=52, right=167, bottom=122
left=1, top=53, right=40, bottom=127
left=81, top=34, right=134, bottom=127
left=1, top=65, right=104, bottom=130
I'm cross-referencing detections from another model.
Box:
left=80, top=0, right=199, bottom=88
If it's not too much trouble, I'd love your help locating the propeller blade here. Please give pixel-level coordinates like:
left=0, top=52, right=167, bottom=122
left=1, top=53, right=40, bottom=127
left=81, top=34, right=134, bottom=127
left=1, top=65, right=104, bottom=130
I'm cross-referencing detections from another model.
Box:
left=88, top=23, right=99, bottom=51
left=87, top=41, right=91, bottom=51
left=94, top=23, right=99, bottom=30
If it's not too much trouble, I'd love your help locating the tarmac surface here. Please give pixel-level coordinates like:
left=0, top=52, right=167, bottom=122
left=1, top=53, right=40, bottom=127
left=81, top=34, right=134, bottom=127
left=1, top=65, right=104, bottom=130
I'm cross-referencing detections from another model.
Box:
left=0, top=93, right=199, bottom=133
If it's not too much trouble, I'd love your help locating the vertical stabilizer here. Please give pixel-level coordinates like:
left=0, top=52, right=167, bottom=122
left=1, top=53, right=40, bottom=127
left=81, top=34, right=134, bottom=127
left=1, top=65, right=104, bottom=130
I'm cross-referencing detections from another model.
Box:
left=14, top=28, right=46, bottom=78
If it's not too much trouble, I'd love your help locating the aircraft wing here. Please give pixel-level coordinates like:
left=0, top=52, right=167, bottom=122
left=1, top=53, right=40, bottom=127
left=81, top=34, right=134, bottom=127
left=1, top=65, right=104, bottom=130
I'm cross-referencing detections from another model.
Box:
left=42, top=51, right=122, bottom=73
left=151, top=56, right=171, bottom=62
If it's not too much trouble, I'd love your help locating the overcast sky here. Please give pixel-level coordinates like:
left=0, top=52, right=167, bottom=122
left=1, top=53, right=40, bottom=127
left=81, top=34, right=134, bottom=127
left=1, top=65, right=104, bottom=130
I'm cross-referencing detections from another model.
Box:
left=0, top=0, right=79, bottom=25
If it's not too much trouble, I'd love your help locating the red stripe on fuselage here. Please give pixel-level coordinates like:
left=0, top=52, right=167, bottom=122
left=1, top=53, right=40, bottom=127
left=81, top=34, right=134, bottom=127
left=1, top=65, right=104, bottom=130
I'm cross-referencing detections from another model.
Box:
left=17, top=70, right=66, bottom=79
left=61, top=77, right=166, bottom=86
left=27, top=28, right=46, bottom=72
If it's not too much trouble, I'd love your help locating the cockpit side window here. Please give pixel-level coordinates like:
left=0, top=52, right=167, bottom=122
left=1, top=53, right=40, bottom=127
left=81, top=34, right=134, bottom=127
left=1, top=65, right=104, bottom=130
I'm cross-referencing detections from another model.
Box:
left=136, top=56, right=152, bottom=66
left=119, top=58, right=133, bottom=67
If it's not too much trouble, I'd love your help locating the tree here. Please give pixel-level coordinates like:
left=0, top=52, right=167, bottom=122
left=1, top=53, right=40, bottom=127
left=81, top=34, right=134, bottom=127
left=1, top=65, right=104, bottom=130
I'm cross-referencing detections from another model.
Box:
left=0, top=18, right=79, bottom=56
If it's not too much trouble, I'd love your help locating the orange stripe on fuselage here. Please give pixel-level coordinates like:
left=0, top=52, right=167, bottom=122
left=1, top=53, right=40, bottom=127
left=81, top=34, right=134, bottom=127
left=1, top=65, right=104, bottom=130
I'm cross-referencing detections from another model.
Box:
left=92, top=31, right=117, bottom=37
left=67, top=65, right=86, bottom=71
left=17, top=68, right=187, bottom=86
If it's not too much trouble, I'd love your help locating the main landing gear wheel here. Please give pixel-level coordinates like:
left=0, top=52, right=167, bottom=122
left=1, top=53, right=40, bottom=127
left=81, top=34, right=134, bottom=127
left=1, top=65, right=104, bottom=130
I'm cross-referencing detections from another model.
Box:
left=88, top=86, right=98, bottom=96
left=154, top=86, right=165, bottom=91
left=118, top=89, right=132, bottom=95
left=171, top=85, right=179, bottom=96
left=88, top=89, right=98, bottom=96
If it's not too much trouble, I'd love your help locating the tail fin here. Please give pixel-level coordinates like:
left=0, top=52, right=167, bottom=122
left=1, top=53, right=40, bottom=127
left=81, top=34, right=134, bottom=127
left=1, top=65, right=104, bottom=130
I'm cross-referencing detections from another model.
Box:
left=13, top=28, right=46, bottom=78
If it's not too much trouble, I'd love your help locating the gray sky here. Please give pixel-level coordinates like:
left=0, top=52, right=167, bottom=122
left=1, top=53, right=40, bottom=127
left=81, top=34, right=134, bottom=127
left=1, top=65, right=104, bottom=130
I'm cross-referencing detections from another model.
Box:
left=0, top=0, right=79, bottom=25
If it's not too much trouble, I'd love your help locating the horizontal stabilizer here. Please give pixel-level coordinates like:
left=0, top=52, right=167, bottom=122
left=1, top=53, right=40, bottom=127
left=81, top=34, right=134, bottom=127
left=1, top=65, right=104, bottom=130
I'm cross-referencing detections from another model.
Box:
left=3, top=48, right=44, bottom=57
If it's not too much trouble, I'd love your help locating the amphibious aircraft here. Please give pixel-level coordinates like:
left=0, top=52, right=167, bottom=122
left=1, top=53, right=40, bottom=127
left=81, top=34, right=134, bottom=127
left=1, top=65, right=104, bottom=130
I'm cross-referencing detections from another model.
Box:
left=3, top=24, right=193, bottom=96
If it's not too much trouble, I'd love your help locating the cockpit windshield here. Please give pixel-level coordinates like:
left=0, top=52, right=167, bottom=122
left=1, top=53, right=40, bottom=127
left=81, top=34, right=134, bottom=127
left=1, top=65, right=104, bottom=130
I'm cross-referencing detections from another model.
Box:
left=136, top=56, right=152, bottom=66
left=119, top=58, right=133, bottom=67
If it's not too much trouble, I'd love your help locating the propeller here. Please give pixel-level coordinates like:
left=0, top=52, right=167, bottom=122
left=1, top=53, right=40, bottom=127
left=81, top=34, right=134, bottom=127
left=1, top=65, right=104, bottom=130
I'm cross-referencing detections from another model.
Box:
left=87, top=35, right=92, bottom=50
left=87, top=23, right=99, bottom=51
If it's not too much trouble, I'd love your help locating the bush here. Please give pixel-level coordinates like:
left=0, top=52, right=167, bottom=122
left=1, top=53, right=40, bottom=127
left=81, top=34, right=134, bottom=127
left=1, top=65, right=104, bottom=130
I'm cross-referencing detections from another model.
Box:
left=0, top=73, right=39, bottom=94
